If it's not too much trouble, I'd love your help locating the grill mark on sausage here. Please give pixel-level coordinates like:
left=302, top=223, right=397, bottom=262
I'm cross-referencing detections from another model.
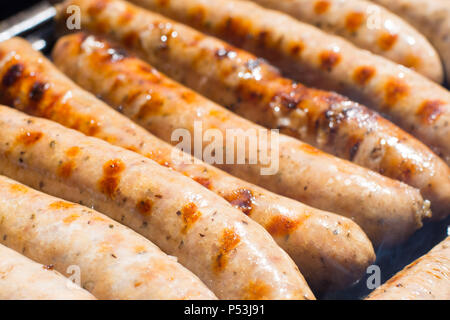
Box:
left=63, top=214, right=81, bottom=224
left=66, top=146, right=80, bottom=158
left=314, top=0, right=331, bottom=15
left=241, top=280, right=271, bottom=300
left=345, top=12, right=365, bottom=33
left=192, top=176, right=212, bottom=190
left=9, top=184, right=28, bottom=193
left=384, top=78, right=409, bottom=107
left=187, top=6, right=206, bottom=26
left=49, top=201, right=76, bottom=210
left=266, top=214, right=310, bottom=237
left=180, top=202, right=202, bottom=234
left=29, top=81, right=49, bottom=102
left=57, top=160, right=76, bottom=179
left=353, top=66, right=376, bottom=85
left=99, top=159, right=126, bottom=198
left=416, top=100, right=445, bottom=124
left=214, top=228, right=240, bottom=273
left=16, top=131, right=43, bottom=146
left=223, top=189, right=254, bottom=216
left=136, top=198, right=153, bottom=216
left=377, top=32, right=398, bottom=51
left=2, top=63, right=24, bottom=87
left=319, top=50, right=342, bottom=72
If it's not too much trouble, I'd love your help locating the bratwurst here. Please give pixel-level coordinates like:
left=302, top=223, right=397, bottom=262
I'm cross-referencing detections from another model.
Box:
left=0, top=105, right=314, bottom=300
left=0, top=175, right=217, bottom=300
left=367, top=236, right=450, bottom=300
left=0, top=243, right=96, bottom=300
left=55, top=0, right=431, bottom=246
left=118, top=0, right=450, bottom=165
left=0, top=36, right=375, bottom=292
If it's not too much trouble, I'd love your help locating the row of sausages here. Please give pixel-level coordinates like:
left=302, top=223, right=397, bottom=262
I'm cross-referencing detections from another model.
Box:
left=0, top=0, right=448, bottom=299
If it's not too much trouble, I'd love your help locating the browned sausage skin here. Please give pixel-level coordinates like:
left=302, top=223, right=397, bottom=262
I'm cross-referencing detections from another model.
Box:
left=54, top=0, right=431, bottom=247
left=118, top=0, right=450, bottom=166
left=0, top=37, right=376, bottom=293
left=0, top=175, right=217, bottom=300
left=203, top=0, right=446, bottom=82
left=0, top=105, right=314, bottom=300
left=371, top=0, right=450, bottom=83
left=61, top=0, right=450, bottom=217
left=0, top=243, right=96, bottom=300
left=367, top=236, right=450, bottom=300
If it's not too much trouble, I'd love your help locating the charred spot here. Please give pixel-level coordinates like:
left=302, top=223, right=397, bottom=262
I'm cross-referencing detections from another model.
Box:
left=188, top=6, right=206, bottom=26
left=314, top=0, right=331, bottom=14
left=118, top=9, right=135, bottom=25
left=99, top=159, right=126, bottom=198
left=57, top=160, right=76, bottom=179
left=319, top=50, right=342, bottom=72
left=214, top=228, right=240, bottom=273
left=49, top=201, right=76, bottom=210
left=9, top=184, right=28, bottom=193
left=353, top=66, right=376, bottom=85
left=266, top=215, right=309, bottom=237
left=403, top=54, right=421, bottom=69
left=2, top=63, right=24, bottom=87
left=377, top=32, right=398, bottom=51
left=65, top=146, right=80, bottom=158
left=257, top=30, right=269, bottom=47
left=241, top=280, right=270, bottom=300
left=180, top=202, right=202, bottom=233
left=63, top=214, right=80, bottom=224
left=224, top=189, right=255, bottom=215
left=123, top=31, right=139, bottom=48
left=87, top=0, right=108, bottom=15
left=416, top=100, right=444, bottom=124
left=181, top=91, right=197, bottom=104
left=193, top=176, right=212, bottom=189
left=299, top=143, right=323, bottom=155
left=349, top=141, right=361, bottom=161
left=29, top=81, right=48, bottom=102
left=345, top=12, right=365, bottom=33
left=16, top=131, right=43, bottom=146
left=157, top=0, right=170, bottom=7
left=136, top=198, right=153, bottom=216
left=136, top=94, right=165, bottom=120
left=384, top=78, right=409, bottom=107
left=289, top=42, right=305, bottom=56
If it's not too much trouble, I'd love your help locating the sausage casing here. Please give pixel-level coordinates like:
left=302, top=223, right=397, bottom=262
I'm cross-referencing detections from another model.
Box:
left=0, top=175, right=217, bottom=300
left=0, top=105, right=314, bottom=300
left=55, top=0, right=432, bottom=247
left=0, top=36, right=376, bottom=293
left=116, top=0, right=450, bottom=165
left=367, top=236, right=450, bottom=300
left=0, top=243, right=96, bottom=300
left=371, top=0, right=450, bottom=82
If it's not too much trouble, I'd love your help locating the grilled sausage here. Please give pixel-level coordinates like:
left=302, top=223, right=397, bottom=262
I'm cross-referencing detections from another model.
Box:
left=371, top=0, right=450, bottom=83
left=207, top=0, right=449, bottom=82
left=0, top=175, right=217, bottom=300
left=115, top=0, right=450, bottom=165
left=54, top=14, right=450, bottom=218
left=54, top=0, right=432, bottom=246
left=0, top=243, right=96, bottom=300
left=0, top=105, right=314, bottom=300
left=367, top=236, right=450, bottom=300
left=60, top=1, right=431, bottom=246
left=0, top=37, right=375, bottom=293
